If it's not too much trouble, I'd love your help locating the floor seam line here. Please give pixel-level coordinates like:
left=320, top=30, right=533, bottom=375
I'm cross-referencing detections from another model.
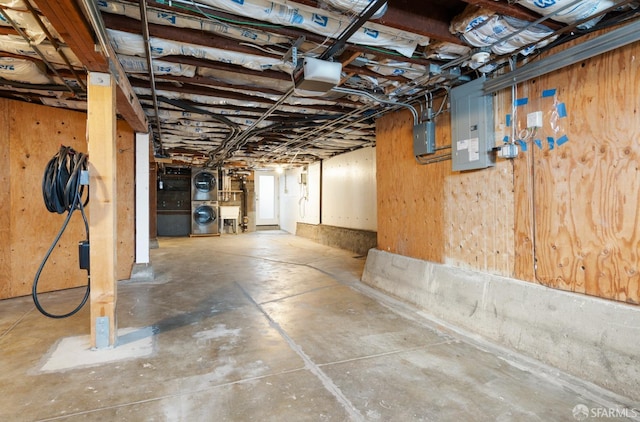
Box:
left=235, top=281, right=365, bottom=422
left=258, top=283, right=340, bottom=305
left=34, top=366, right=310, bottom=421
left=0, top=306, right=34, bottom=343
left=316, top=339, right=459, bottom=368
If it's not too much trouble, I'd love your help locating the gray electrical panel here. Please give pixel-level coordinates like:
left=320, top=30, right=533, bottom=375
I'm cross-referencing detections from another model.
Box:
left=450, top=76, right=495, bottom=171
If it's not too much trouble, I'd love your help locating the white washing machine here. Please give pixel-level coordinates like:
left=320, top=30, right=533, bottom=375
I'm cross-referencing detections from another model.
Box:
left=191, top=168, right=218, bottom=201
left=191, top=201, right=219, bottom=236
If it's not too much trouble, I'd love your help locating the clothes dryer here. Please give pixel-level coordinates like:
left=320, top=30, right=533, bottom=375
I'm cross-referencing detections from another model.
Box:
left=191, top=201, right=219, bottom=236
left=191, top=168, right=218, bottom=201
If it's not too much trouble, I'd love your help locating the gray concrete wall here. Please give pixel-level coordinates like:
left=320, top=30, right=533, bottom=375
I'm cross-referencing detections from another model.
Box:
left=362, top=248, right=640, bottom=402
left=297, top=223, right=376, bottom=256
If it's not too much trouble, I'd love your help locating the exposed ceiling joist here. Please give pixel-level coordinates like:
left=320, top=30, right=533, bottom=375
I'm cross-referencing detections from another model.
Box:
left=2, top=0, right=637, bottom=168
left=32, top=0, right=148, bottom=133
left=462, top=0, right=563, bottom=29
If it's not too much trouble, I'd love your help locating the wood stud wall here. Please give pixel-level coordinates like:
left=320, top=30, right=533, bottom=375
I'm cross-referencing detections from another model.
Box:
left=0, top=100, right=135, bottom=300
left=377, top=39, right=640, bottom=304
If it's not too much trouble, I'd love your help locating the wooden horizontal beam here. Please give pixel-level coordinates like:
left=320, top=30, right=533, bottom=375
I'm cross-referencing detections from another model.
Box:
left=462, top=0, right=562, bottom=29
left=33, top=0, right=148, bottom=132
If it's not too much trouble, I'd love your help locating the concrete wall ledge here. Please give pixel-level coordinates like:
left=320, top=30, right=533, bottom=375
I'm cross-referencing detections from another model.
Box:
left=362, top=248, right=640, bottom=403
left=296, top=223, right=376, bottom=256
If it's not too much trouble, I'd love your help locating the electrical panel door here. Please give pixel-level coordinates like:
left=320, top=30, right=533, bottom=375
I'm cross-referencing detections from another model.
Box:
left=450, top=77, right=495, bottom=171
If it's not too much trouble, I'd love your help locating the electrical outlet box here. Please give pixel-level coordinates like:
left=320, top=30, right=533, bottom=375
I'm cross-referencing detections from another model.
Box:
left=527, top=111, right=543, bottom=128
left=80, top=170, right=89, bottom=186
left=498, top=143, right=519, bottom=159
left=78, top=240, right=90, bottom=271
left=450, top=76, right=495, bottom=171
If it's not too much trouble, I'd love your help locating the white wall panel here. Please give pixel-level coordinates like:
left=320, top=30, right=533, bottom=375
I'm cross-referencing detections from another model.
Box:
left=322, top=147, right=377, bottom=231
left=279, top=162, right=321, bottom=234
left=303, top=162, right=321, bottom=225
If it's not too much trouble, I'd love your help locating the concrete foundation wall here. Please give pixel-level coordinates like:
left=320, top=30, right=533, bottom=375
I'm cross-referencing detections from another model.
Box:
left=362, top=248, right=640, bottom=402
left=297, top=223, right=376, bottom=256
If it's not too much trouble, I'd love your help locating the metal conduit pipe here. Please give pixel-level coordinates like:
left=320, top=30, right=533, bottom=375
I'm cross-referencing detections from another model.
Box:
left=441, top=0, right=585, bottom=71
left=332, top=86, right=419, bottom=124
left=319, top=0, right=390, bottom=60
left=263, top=104, right=379, bottom=160
left=139, top=0, right=165, bottom=152
left=270, top=88, right=443, bottom=162
left=442, top=0, right=637, bottom=80
left=0, top=8, right=78, bottom=96
left=211, top=0, right=387, bottom=166
left=416, top=153, right=452, bottom=165
left=266, top=86, right=424, bottom=159
left=271, top=82, right=446, bottom=162
left=484, top=16, right=640, bottom=94
left=207, top=85, right=297, bottom=166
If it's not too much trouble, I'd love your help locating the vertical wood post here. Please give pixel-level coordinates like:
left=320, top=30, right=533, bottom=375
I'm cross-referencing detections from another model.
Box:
left=87, top=72, right=117, bottom=348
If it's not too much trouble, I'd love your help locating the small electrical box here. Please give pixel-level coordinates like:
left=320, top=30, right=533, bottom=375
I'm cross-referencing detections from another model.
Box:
left=450, top=76, right=495, bottom=171
left=527, top=111, right=543, bottom=128
left=79, top=240, right=90, bottom=271
left=413, top=121, right=436, bottom=158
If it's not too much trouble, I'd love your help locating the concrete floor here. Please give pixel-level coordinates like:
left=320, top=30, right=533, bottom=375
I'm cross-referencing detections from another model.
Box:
left=0, top=232, right=634, bottom=421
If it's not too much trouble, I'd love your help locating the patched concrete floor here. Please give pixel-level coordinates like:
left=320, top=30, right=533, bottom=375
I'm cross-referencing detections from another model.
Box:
left=0, top=232, right=634, bottom=421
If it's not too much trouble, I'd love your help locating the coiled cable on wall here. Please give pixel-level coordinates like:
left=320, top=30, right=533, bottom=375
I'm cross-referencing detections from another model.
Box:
left=33, top=145, right=90, bottom=318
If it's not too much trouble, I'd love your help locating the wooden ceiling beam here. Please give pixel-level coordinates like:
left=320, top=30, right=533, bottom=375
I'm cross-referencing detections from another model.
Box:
left=133, top=79, right=356, bottom=113
left=0, top=27, right=17, bottom=36
left=462, top=0, right=562, bottom=29
left=145, top=0, right=435, bottom=65
left=32, top=0, right=148, bottom=132
left=101, top=13, right=285, bottom=59
left=159, top=55, right=292, bottom=82
left=153, top=74, right=288, bottom=97
left=292, top=0, right=462, bottom=44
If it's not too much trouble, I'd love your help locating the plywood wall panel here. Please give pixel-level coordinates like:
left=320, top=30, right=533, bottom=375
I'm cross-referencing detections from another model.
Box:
left=9, top=102, right=88, bottom=298
left=0, top=99, right=11, bottom=299
left=443, top=87, right=514, bottom=277
left=377, top=94, right=515, bottom=276
left=530, top=40, right=640, bottom=303
left=443, top=162, right=513, bottom=276
left=376, top=109, right=447, bottom=262
left=0, top=100, right=136, bottom=299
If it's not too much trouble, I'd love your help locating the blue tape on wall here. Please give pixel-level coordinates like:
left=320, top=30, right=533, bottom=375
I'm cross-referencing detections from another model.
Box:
left=514, top=97, right=529, bottom=106
left=556, top=135, right=569, bottom=146
left=503, top=135, right=509, bottom=143
left=534, top=139, right=542, bottom=149
left=506, top=114, right=511, bottom=127
left=517, top=139, right=528, bottom=152
left=557, top=103, right=567, bottom=118
left=542, top=89, right=557, bottom=98
left=547, top=137, right=555, bottom=150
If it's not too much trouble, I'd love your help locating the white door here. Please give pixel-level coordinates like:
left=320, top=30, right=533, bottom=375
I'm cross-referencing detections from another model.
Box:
left=255, top=172, right=279, bottom=226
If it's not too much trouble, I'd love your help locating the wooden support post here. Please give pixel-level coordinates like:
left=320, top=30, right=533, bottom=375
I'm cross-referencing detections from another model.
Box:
left=87, top=72, right=118, bottom=348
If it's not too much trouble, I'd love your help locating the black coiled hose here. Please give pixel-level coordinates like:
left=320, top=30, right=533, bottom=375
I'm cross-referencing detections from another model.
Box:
left=33, top=145, right=90, bottom=318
